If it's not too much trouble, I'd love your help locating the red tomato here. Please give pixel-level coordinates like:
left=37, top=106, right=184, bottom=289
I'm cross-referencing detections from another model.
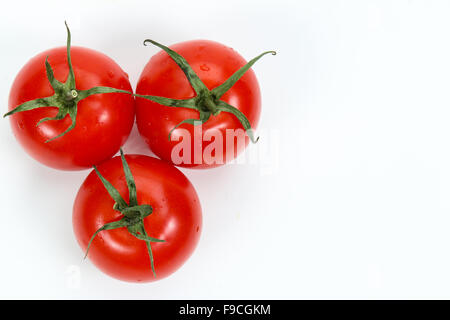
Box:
left=8, top=46, right=135, bottom=170
left=73, top=154, right=202, bottom=282
left=136, top=40, right=262, bottom=169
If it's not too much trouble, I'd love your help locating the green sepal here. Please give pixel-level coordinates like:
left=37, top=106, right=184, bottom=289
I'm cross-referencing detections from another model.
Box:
left=137, top=223, right=159, bottom=277
left=87, top=149, right=164, bottom=277
left=216, top=100, right=259, bottom=143
left=35, top=106, right=67, bottom=127
left=142, top=39, right=275, bottom=144
left=93, top=165, right=128, bottom=209
left=119, top=149, right=137, bottom=206
left=211, top=51, right=276, bottom=99
left=84, top=218, right=129, bottom=259
left=45, top=57, right=64, bottom=91
left=143, top=39, right=209, bottom=95
left=4, top=22, right=133, bottom=142
left=127, top=223, right=165, bottom=243
left=4, top=96, right=59, bottom=118
left=121, top=205, right=153, bottom=218
left=44, top=106, right=77, bottom=143
left=168, top=110, right=211, bottom=141
left=134, top=94, right=198, bottom=110
left=64, top=21, right=76, bottom=90
left=76, top=87, right=133, bottom=101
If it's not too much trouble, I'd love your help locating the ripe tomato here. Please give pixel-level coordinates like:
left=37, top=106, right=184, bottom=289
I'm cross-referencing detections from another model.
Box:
left=7, top=24, right=134, bottom=170
left=73, top=153, right=202, bottom=282
left=135, top=40, right=274, bottom=169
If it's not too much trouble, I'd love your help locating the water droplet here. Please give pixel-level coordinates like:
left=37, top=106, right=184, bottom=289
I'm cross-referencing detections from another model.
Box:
left=200, top=64, right=210, bottom=71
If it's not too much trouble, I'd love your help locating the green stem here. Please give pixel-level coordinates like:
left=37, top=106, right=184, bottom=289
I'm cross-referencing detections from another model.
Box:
left=202, top=95, right=218, bottom=114
left=84, top=149, right=164, bottom=277
left=4, top=22, right=133, bottom=143
left=140, top=39, right=276, bottom=142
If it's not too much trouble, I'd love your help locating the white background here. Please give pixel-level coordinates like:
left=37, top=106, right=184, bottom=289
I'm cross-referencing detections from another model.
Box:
left=1, top=0, right=450, bottom=299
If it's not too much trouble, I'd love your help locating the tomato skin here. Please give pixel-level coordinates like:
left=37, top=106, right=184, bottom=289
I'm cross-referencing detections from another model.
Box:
left=136, top=40, right=261, bottom=169
left=8, top=46, right=135, bottom=170
left=73, top=155, right=202, bottom=282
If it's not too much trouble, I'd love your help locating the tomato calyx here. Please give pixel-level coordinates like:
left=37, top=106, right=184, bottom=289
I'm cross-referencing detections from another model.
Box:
left=84, top=149, right=165, bottom=277
left=135, top=39, right=276, bottom=143
left=3, top=22, right=133, bottom=143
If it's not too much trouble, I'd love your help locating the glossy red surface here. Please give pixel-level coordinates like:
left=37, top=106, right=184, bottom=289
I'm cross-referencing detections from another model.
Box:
left=73, top=155, right=202, bottom=282
left=136, top=40, right=261, bottom=169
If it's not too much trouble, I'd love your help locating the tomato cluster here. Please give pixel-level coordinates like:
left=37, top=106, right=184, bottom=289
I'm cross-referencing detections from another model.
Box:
left=6, top=23, right=274, bottom=282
